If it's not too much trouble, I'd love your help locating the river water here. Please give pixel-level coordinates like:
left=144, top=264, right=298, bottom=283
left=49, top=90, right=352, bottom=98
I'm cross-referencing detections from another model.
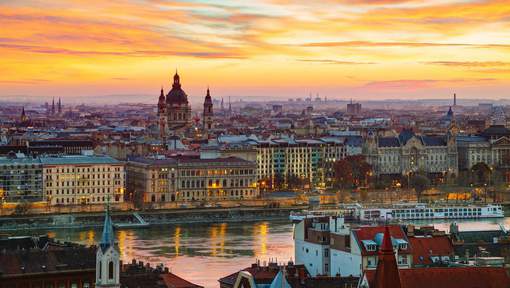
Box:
left=10, top=217, right=510, bottom=288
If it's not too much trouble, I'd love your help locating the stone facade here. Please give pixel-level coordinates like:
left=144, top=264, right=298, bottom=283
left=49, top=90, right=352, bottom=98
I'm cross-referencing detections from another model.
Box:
left=126, top=155, right=259, bottom=204
left=365, top=129, right=458, bottom=181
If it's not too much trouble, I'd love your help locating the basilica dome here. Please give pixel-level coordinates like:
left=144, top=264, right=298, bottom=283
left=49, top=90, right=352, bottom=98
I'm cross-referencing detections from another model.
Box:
left=166, top=72, right=189, bottom=105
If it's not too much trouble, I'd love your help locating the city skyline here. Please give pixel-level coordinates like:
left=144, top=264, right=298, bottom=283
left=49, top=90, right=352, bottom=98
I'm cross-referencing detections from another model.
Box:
left=1, top=0, right=510, bottom=101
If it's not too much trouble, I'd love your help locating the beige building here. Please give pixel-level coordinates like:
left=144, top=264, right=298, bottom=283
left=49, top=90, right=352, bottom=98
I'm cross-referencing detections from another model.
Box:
left=126, top=155, right=259, bottom=204
left=457, top=125, right=510, bottom=183
left=42, top=155, right=125, bottom=206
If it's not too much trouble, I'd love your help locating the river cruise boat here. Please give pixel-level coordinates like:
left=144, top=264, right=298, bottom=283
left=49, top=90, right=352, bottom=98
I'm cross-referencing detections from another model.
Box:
left=360, top=203, right=504, bottom=221
left=289, top=210, right=341, bottom=222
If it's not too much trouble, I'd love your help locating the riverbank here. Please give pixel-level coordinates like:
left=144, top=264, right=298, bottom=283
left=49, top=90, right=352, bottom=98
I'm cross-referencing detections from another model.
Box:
left=0, top=206, right=307, bottom=232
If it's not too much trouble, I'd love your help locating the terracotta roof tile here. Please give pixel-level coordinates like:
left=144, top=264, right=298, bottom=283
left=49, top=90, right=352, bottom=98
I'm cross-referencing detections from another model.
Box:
left=408, top=236, right=453, bottom=265
left=366, top=267, right=510, bottom=288
left=161, top=272, right=203, bottom=288
left=353, top=225, right=412, bottom=256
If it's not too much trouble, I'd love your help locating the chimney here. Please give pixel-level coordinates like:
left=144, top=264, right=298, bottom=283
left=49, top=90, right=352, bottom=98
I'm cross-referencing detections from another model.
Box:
left=298, top=268, right=306, bottom=284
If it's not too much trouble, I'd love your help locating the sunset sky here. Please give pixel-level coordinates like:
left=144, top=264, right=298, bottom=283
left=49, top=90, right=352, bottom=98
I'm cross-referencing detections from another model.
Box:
left=1, top=0, right=510, bottom=103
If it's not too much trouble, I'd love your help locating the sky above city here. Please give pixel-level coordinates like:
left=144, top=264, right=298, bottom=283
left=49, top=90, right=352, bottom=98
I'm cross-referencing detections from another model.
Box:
left=1, top=0, right=510, bottom=102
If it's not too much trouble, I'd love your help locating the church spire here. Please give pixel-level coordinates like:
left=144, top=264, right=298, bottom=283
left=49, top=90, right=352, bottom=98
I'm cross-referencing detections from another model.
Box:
left=373, top=226, right=401, bottom=288
left=99, top=200, right=114, bottom=252
left=96, top=198, right=120, bottom=288
left=20, top=107, right=27, bottom=122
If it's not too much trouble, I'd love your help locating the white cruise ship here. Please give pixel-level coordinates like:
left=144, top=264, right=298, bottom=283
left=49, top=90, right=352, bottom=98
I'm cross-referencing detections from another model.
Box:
left=359, top=203, right=504, bottom=221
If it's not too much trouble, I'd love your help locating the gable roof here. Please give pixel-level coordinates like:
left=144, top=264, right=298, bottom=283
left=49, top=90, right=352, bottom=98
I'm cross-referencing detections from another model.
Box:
left=365, top=267, right=510, bottom=288
left=398, top=129, right=415, bottom=145
left=161, top=272, right=204, bottom=288
left=408, top=236, right=453, bottom=265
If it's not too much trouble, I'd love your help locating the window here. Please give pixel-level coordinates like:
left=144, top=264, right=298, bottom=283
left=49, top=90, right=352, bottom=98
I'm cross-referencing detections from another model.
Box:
left=109, top=261, right=114, bottom=279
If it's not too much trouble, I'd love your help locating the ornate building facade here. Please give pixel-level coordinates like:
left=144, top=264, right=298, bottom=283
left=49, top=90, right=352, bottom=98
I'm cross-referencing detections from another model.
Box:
left=364, top=128, right=458, bottom=183
left=158, top=72, right=192, bottom=136
left=457, top=125, right=510, bottom=183
left=126, top=155, right=259, bottom=205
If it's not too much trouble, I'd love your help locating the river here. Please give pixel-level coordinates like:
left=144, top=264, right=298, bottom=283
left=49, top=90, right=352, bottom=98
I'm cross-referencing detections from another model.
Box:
left=9, top=217, right=510, bottom=288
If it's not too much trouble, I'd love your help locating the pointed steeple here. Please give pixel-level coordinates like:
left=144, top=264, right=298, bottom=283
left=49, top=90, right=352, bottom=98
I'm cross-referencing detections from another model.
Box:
left=204, top=87, right=212, bottom=103
left=99, top=201, right=115, bottom=253
left=159, top=86, right=165, bottom=101
left=173, top=70, right=181, bottom=88
left=373, top=226, right=401, bottom=288
left=447, top=106, right=454, bottom=118
left=96, top=197, right=120, bottom=288
left=20, top=107, right=27, bottom=122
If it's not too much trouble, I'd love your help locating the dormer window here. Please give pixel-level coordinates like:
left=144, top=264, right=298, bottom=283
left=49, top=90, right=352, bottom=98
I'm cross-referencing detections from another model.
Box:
left=399, top=243, right=407, bottom=250
left=362, top=240, right=378, bottom=252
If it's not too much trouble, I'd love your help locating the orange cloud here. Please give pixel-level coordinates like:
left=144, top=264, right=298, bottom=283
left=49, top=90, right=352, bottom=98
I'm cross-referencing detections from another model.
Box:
left=1, top=0, right=510, bottom=99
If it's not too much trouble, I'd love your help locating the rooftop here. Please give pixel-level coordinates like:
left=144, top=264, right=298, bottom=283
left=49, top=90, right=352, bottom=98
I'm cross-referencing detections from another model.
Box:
left=39, top=155, right=121, bottom=165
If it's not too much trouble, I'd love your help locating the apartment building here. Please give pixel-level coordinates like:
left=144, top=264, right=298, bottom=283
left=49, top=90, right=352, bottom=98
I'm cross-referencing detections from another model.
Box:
left=42, top=155, right=125, bottom=206
left=0, top=152, right=43, bottom=202
left=209, top=135, right=357, bottom=189
left=294, top=218, right=415, bottom=277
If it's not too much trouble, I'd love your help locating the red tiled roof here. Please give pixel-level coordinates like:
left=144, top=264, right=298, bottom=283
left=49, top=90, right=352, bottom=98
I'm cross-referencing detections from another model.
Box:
left=408, top=236, right=453, bottom=265
left=161, top=272, right=203, bottom=288
left=366, top=267, right=510, bottom=288
left=352, top=225, right=411, bottom=255
left=218, top=263, right=310, bottom=287
left=219, top=266, right=278, bottom=286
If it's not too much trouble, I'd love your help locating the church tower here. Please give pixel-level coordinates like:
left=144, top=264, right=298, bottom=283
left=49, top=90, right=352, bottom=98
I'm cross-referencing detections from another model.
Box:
left=96, top=204, right=120, bottom=288
left=57, top=98, right=62, bottom=115
left=165, top=71, right=192, bottom=134
left=203, top=87, right=213, bottom=134
left=51, top=98, right=55, bottom=115
left=20, top=107, right=28, bottom=123
left=157, top=87, right=167, bottom=140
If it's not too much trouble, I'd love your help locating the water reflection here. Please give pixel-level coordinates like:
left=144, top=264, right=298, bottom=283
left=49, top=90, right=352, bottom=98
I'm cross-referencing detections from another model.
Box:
left=10, top=218, right=510, bottom=288
left=27, top=220, right=293, bottom=288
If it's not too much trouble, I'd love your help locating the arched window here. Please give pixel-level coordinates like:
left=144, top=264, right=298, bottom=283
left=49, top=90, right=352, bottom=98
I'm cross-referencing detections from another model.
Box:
left=108, top=261, right=114, bottom=279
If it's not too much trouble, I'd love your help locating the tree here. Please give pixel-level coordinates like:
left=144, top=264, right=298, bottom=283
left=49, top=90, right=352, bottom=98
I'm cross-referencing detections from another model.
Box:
left=410, top=174, right=430, bottom=201
left=471, top=162, right=491, bottom=186
left=13, top=201, right=30, bottom=215
left=334, top=155, right=372, bottom=189
left=334, top=159, right=353, bottom=189
left=287, top=174, right=306, bottom=190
